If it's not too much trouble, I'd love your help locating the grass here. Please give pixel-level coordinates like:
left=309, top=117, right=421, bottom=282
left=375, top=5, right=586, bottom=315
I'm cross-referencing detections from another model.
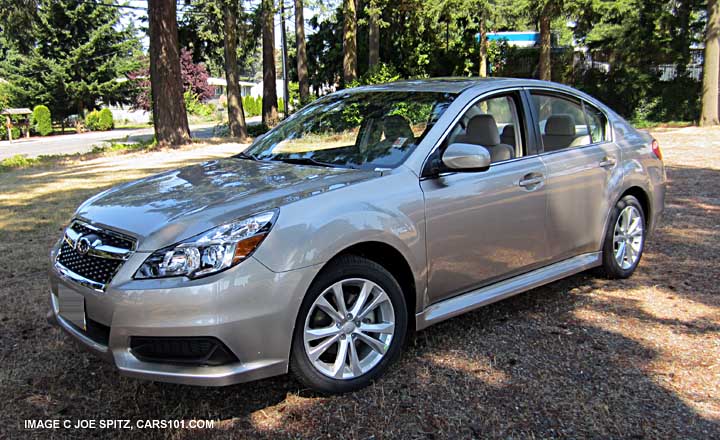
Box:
left=0, top=127, right=718, bottom=438
left=632, top=119, right=695, bottom=129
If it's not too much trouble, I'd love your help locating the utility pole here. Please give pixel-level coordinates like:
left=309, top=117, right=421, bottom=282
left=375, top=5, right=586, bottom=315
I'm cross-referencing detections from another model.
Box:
left=280, top=0, right=290, bottom=117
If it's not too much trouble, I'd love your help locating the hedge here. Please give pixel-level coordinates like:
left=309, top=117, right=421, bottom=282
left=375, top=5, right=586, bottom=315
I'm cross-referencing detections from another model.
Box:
left=85, top=109, right=114, bottom=131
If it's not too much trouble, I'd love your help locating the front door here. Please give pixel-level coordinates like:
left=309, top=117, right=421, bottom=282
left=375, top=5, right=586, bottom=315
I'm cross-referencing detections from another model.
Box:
left=421, top=92, right=549, bottom=304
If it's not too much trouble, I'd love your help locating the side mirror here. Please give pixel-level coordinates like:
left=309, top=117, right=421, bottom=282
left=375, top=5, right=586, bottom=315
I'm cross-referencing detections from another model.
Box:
left=441, top=143, right=491, bottom=172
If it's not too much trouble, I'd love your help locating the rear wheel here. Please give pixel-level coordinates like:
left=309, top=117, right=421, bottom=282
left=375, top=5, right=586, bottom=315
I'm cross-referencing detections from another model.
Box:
left=290, top=255, right=407, bottom=394
left=599, top=195, right=646, bottom=279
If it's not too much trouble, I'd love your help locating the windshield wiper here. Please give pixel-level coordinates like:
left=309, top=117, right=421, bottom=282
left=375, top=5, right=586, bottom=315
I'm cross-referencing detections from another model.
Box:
left=235, top=152, right=259, bottom=161
left=271, top=157, right=342, bottom=168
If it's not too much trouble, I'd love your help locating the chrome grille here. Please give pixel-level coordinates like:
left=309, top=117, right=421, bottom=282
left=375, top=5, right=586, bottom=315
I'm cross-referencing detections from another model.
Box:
left=55, top=220, right=136, bottom=291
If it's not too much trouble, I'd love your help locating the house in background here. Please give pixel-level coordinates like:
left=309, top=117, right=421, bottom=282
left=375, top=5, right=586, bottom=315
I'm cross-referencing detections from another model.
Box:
left=206, top=78, right=287, bottom=106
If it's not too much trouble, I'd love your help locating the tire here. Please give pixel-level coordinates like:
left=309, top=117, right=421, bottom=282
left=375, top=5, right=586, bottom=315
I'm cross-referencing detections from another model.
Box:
left=290, top=255, right=407, bottom=394
left=599, top=195, right=646, bottom=279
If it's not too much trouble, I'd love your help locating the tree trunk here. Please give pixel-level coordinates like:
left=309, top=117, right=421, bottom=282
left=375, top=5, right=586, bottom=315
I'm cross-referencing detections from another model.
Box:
left=148, top=0, right=191, bottom=146
left=702, top=0, right=720, bottom=126
left=479, top=15, right=487, bottom=77
left=538, top=1, right=552, bottom=81
left=368, top=7, right=380, bottom=68
left=343, top=0, right=357, bottom=85
left=295, top=0, right=309, bottom=104
left=262, top=0, right=279, bottom=127
left=222, top=1, right=248, bottom=140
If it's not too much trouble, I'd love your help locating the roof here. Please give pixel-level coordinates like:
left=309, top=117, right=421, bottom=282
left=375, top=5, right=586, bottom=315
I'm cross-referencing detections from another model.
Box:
left=1, top=108, right=32, bottom=115
left=344, top=77, right=546, bottom=94
left=207, top=77, right=257, bottom=87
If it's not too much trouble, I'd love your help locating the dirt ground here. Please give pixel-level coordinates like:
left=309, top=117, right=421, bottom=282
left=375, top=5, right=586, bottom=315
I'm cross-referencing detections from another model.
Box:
left=0, top=129, right=718, bottom=439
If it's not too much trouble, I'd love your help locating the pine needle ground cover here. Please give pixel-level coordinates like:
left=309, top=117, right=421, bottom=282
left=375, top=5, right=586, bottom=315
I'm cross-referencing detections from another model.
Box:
left=0, top=129, right=718, bottom=439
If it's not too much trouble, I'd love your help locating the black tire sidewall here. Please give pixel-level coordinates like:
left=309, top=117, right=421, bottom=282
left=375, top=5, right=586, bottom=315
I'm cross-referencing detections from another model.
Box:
left=602, top=195, right=646, bottom=278
left=290, top=256, right=408, bottom=394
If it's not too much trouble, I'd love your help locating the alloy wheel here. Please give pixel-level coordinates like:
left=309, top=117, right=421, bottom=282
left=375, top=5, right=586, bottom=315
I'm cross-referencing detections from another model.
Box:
left=303, top=278, right=396, bottom=380
left=613, top=205, right=644, bottom=270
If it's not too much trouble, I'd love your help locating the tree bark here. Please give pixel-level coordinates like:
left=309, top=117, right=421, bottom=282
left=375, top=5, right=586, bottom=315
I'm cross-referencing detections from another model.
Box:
left=368, top=5, right=380, bottom=69
left=343, top=0, right=357, bottom=85
left=148, top=0, right=191, bottom=146
left=538, top=1, right=552, bottom=81
left=262, top=0, right=279, bottom=127
left=479, top=14, right=487, bottom=77
left=295, top=0, right=310, bottom=104
left=702, top=0, right=720, bottom=126
left=223, top=1, right=248, bottom=140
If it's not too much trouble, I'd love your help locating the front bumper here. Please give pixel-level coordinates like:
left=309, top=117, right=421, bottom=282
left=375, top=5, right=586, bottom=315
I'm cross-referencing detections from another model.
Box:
left=48, top=250, right=321, bottom=386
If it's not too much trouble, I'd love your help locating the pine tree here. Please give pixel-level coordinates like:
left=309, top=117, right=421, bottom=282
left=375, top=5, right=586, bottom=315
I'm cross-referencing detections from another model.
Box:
left=0, top=0, right=141, bottom=126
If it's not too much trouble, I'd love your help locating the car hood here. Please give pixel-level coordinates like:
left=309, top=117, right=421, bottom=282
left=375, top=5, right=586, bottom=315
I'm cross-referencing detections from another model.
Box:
left=76, top=158, right=376, bottom=251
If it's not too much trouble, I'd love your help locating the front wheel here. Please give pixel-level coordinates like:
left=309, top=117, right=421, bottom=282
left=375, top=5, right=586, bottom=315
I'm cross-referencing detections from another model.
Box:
left=599, top=195, right=646, bottom=279
left=290, top=255, right=407, bottom=394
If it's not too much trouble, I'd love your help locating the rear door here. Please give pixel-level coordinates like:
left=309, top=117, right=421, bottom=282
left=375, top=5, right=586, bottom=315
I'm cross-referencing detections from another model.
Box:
left=421, top=90, right=549, bottom=304
left=528, top=89, right=621, bottom=261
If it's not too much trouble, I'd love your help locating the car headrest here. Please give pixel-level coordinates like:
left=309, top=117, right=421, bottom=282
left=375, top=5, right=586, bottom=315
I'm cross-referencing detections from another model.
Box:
left=545, top=115, right=576, bottom=136
left=382, top=115, right=414, bottom=143
left=466, top=114, right=500, bottom=146
left=501, top=124, right=515, bottom=138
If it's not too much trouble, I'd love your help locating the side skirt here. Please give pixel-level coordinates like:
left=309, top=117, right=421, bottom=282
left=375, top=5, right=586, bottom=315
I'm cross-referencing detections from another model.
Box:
left=415, top=252, right=601, bottom=330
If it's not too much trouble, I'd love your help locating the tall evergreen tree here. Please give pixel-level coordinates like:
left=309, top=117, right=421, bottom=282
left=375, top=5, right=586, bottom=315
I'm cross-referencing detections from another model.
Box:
left=223, top=0, right=249, bottom=139
left=0, top=0, right=141, bottom=125
left=148, top=0, right=191, bottom=146
left=262, top=0, right=279, bottom=126
left=702, top=0, right=720, bottom=125
left=342, top=0, right=357, bottom=84
left=295, top=0, right=310, bottom=103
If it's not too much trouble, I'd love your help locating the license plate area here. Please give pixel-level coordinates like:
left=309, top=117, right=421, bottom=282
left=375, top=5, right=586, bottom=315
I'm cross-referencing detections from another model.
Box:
left=58, top=285, right=86, bottom=331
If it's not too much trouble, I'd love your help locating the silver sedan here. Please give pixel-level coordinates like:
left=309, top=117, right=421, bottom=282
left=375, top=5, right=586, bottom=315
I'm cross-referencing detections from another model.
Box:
left=48, top=78, right=666, bottom=393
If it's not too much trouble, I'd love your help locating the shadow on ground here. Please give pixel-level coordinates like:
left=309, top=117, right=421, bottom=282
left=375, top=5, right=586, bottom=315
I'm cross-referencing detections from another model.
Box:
left=0, top=156, right=718, bottom=439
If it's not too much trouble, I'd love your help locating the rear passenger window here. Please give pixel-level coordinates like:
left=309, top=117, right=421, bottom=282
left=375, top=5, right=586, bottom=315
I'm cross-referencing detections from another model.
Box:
left=584, top=103, right=608, bottom=143
left=531, top=93, right=591, bottom=152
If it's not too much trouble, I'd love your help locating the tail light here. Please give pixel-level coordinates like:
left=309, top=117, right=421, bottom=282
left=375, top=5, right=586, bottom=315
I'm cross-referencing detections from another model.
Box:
left=651, top=139, right=663, bottom=160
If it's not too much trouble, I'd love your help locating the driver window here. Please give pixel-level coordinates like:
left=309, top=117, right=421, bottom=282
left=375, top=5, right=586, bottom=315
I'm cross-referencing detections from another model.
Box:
left=446, top=94, right=524, bottom=164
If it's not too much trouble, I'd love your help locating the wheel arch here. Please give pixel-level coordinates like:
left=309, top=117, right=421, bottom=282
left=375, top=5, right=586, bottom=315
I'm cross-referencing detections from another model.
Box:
left=316, top=241, right=418, bottom=335
left=600, top=185, right=652, bottom=249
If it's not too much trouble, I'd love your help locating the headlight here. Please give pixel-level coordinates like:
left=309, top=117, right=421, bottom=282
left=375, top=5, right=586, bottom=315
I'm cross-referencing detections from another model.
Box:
left=134, top=210, right=277, bottom=279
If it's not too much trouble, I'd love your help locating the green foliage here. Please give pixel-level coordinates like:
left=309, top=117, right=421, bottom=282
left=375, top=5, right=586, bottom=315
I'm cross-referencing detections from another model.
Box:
left=0, top=114, right=23, bottom=140
left=0, top=0, right=142, bottom=122
left=184, top=91, right=216, bottom=118
left=348, top=63, right=401, bottom=87
left=0, top=154, right=40, bottom=171
left=85, top=109, right=113, bottom=131
left=242, top=96, right=262, bottom=117
left=84, top=110, right=101, bottom=131
left=31, top=105, right=52, bottom=136
left=99, top=108, right=114, bottom=131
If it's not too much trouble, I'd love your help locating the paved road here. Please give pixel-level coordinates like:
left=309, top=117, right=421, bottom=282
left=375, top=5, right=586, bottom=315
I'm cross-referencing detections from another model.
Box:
left=0, top=123, right=226, bottom=160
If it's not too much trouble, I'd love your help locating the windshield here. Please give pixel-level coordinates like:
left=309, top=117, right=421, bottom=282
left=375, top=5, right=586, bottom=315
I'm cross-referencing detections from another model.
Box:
left=244, top=91, right=456, bottom=170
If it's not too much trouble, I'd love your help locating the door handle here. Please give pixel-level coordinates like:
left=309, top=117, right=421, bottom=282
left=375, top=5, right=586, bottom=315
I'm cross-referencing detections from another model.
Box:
left=519, top=174, right=544, bottom=188
left=599, top=157, right=617, bottom=168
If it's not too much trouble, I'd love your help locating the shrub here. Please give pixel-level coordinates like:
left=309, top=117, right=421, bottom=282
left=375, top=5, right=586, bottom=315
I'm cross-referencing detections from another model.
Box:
left=98, top=108, right=114, bottom=130
left=85, top=110, right=101, bottom=131
left=32, top=105, right=53, bottom=136
left=185, top=91, right=216, bottom=118
left=242, top=95, right=262, bottom=117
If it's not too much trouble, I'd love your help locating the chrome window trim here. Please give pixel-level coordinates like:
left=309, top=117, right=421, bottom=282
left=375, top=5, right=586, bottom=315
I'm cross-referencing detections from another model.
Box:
left=524, top=86, right=615, bottom=149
